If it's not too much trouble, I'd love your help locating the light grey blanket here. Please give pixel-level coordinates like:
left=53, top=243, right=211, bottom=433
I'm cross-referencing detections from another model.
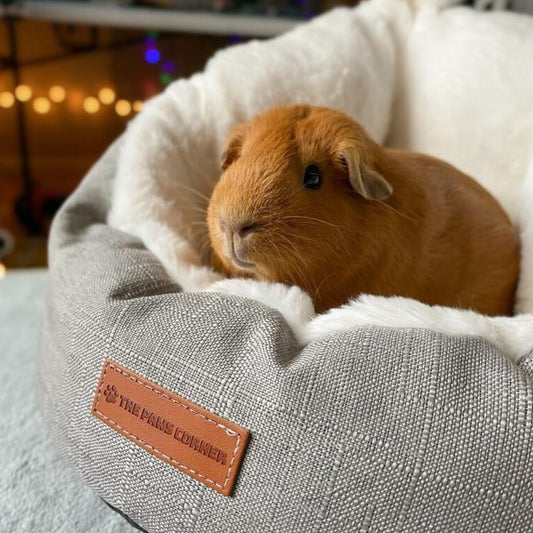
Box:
left=38, top=138, right=533, bottom=532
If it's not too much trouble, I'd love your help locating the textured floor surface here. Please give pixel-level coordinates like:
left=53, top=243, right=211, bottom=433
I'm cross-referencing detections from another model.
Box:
left=0, top=269, right=136, bottom=533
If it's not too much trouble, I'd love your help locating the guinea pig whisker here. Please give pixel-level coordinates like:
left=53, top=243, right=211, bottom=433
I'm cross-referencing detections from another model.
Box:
left=277, top=232, right=307, bottom=261
left=199, top=238, right=210, bottom=250
left=178, top=205, right=208, bottom=215
left=278, top=249, right=308, bottom=288
left=276, top=221, right=315, bottom=241
left=264, top=237, right=299, bottom=286
left=276, top=232, right=309, bottom=273
left=375, top=200, right=415, bottom=223
left=275, top=223, right=312, bottom=246
left=313, top=272, right=336, bottom=300
left=198, top=231, right=212, bottom=245
left=194, top=229, right=210, bottom=243
left=281, top=216, right=345, bottom=241
left=199, top=236, right=214, bottom=255
left=292, top=232, right=321, bottom=245
left=187, top=221, right=208, bottom=227
left=283, top=215, right=343, bottom=230
left=172, top=182, right=212, bottom=204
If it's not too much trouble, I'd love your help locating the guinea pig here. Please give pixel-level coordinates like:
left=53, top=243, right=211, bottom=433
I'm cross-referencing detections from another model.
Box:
left=207, top=104, right=520, bottom=316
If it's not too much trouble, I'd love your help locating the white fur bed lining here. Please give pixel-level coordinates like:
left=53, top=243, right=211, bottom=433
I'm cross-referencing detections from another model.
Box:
left=109, top=0, right=533, bottom=362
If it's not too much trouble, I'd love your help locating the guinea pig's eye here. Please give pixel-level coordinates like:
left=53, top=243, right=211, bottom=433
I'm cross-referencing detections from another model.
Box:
left=303, top=164, right=322, bottom=190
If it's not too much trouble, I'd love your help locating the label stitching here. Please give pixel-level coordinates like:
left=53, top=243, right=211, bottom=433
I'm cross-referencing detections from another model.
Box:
left=93, top=361, right=242, bottom=490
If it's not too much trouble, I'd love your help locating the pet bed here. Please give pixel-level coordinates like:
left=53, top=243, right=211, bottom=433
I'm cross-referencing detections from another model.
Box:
left=40, top=0, right=533, bottom=531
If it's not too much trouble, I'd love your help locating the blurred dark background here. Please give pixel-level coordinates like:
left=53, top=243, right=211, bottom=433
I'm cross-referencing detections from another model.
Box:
left=0, top=0, right=530, bottom=271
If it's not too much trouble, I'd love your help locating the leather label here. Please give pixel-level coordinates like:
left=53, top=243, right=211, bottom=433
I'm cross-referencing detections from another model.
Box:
left=92, top=359, right=249, bottom=496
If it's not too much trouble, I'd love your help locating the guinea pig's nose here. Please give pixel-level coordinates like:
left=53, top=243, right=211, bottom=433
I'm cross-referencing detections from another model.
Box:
left=236, top=222, right=257, bottom=239
left=219, top=217, right=257, bottom=239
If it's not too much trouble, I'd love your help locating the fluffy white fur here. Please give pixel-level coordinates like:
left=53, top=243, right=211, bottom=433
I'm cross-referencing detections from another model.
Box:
left=108, top=0, right=533, bottom=362
left=109, top=1, right=403, bottom=289
left=303, top=295, right=533, bottom=363
left=387, top=5, right=533, bottom=219
left=205, top=279, right=315, bottom=343
left=515, top=156, right=533, bottom=315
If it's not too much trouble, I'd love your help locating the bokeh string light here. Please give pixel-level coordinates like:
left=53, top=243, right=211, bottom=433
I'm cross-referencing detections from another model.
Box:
left=0, top=91, right=15, bottom=108
left=143, top=31, right=176, bottom=88
left=0, top=30, right=178, bottom=117
left=145, top=48, right=161, bottom=65
left=83, top=96, right=100, bottom=114
left=33, top=97, right=51, bottom=114
left=98, top=87, right=116, bottom=105
left=0, top=84, right=144, bottom=117
left=15, top=84, right=32, bottom=102
left=115, top=99, right=131, bottom=117
left=49, top=86, right=66, bottom=103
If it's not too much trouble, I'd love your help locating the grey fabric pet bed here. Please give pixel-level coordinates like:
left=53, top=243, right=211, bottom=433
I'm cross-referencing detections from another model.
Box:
left=39, top=2, right=533, bottom=532
left=40, top=138, right=533, bottom=532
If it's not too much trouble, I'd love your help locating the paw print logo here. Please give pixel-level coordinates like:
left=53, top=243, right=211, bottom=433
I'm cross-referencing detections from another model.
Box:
left=104, top=384, right=118, bottom=403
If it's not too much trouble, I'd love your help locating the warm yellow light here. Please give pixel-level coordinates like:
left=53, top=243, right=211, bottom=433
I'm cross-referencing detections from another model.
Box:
left=98, top=87, right=116, bottom=105
left=0, top=91, right=15, bottom=108
left=115, top=99, right=131, bottom=117
left=132, top=100, right=144, bottom=113
left=0, top=263, right=5, bottom=279
left=33, top=97, right=51, bottom=114
left=15, top=84, right=32, bottom=102
left=49, top=85, right=66, bottom=103
left=83, top=96, right=100, bottom=114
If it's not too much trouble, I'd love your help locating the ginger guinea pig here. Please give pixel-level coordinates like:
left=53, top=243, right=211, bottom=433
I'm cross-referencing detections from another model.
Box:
left=207, top=104, right=519, bottom=315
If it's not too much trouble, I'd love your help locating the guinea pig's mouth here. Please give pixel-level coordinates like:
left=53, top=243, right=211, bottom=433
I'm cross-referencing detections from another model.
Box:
left=224, top=232, right=256, bottom=270
left=230, top=252, right=255, bottom=270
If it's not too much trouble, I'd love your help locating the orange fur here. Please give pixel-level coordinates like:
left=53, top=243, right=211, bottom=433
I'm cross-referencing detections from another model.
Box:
left=207, top=105, right=520, bottom=315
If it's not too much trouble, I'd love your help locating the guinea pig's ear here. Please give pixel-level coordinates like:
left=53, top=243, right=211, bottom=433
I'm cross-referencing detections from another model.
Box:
left=338, top=149, right=393, bottom=201
left=221, top=123, right=248, bottom=171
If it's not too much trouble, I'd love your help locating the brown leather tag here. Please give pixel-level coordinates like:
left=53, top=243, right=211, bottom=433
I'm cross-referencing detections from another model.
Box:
left=91, top=359, right=249, bottom=496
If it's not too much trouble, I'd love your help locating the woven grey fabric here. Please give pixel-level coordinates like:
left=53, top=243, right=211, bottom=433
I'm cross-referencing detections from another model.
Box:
left=40, top=141, right=533, bottom=532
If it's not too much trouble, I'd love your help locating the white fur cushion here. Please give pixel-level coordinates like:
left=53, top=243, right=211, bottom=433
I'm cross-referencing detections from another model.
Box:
left=108, top=0, right=533, bottom=363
